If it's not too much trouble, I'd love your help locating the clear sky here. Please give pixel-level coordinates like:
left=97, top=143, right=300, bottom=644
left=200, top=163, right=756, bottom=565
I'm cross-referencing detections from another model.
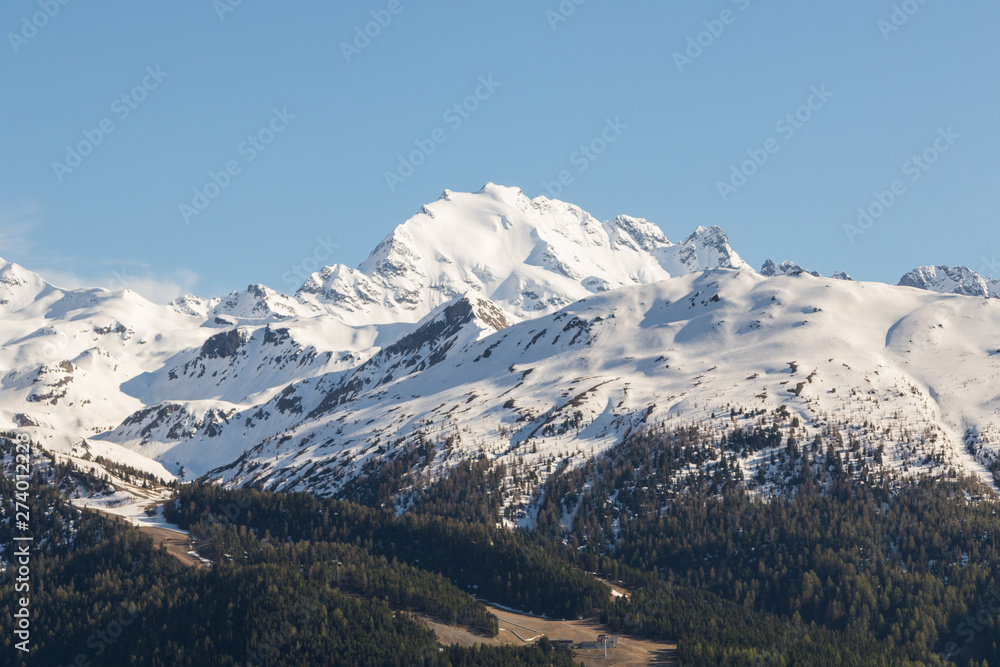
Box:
left=2, top=1, right=997, bottom=302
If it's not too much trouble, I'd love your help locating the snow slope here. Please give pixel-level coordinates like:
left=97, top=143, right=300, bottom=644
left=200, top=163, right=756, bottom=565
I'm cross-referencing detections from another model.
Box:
left=179, top=271, right=1000, bottom=501
left=2, top=186, right=999, bottom=508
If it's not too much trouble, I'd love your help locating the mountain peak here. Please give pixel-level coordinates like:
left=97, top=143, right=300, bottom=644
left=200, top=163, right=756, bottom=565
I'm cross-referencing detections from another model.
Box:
left=899, top=265, right=999, bottom=298
left=665, top=224, right=751, bottom=275
left=300, top=186, right=749, bottom=323
left=607, top=215, right=672, bottom=252
left=478, top=182, right=524, bottom=197
left=0, top=259, right=53, bottom=315
left=760, top=259, right=820, bottom=278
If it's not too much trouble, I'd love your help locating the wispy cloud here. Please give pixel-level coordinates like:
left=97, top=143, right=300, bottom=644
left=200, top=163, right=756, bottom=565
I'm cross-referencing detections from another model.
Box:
left=0, top=204, right=201, bottom=304
left=40, top=266, right=200, bottom=305
left=0, top=203, right=42, bottom=261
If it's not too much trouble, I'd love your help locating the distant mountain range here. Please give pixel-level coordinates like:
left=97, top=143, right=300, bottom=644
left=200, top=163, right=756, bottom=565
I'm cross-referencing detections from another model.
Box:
left=2, top=184, right=998, bottom=509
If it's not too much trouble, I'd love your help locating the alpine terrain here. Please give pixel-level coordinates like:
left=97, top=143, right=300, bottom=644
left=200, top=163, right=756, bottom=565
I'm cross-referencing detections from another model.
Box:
left=4, top=185, right=1000, bottom=666
left=2, top=184, right=998, bottom=506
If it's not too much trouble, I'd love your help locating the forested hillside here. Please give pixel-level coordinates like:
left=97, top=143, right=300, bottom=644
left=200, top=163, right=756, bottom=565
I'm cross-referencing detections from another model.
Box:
left=536, top=426, right=1000, bottom=665
left=1, top=435, right=582, bottom=666
left=4, top=421, right=999, bottom=665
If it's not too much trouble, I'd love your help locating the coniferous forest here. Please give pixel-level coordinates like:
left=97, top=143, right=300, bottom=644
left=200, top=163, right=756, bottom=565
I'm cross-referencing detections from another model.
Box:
left=2, top=422, right=1000, bottom=665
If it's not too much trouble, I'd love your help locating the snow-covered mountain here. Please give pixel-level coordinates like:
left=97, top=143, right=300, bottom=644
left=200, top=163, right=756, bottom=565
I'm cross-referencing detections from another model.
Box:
left=2, top=185, right=999, bottom=511
left=189, top=270, right=1000, bottom=501
left=760, top=259, right=819, bottom=278
left=293, top=184, right=750, bottom=325
left=898, top=265, right=1000, bottom=299
left=760, top=259, right=855, bottom=281
left=0, top=260, right=52, bottom=315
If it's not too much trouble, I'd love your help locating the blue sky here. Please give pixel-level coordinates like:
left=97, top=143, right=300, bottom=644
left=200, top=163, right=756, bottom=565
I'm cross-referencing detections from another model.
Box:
left=2, top=1, right=997, bottom=302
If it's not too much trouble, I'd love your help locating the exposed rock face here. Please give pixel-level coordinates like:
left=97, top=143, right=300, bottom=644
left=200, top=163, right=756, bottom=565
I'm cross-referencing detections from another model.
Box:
left=761, top=259, right=820, bottom=278
left=898, top=265, right=999, bottom=298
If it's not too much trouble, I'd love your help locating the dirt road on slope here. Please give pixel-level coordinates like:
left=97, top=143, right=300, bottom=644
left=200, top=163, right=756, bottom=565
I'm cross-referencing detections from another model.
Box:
left=86, top=507, right=210, bottom=569
left=421, top=603, right=678, bottom=666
